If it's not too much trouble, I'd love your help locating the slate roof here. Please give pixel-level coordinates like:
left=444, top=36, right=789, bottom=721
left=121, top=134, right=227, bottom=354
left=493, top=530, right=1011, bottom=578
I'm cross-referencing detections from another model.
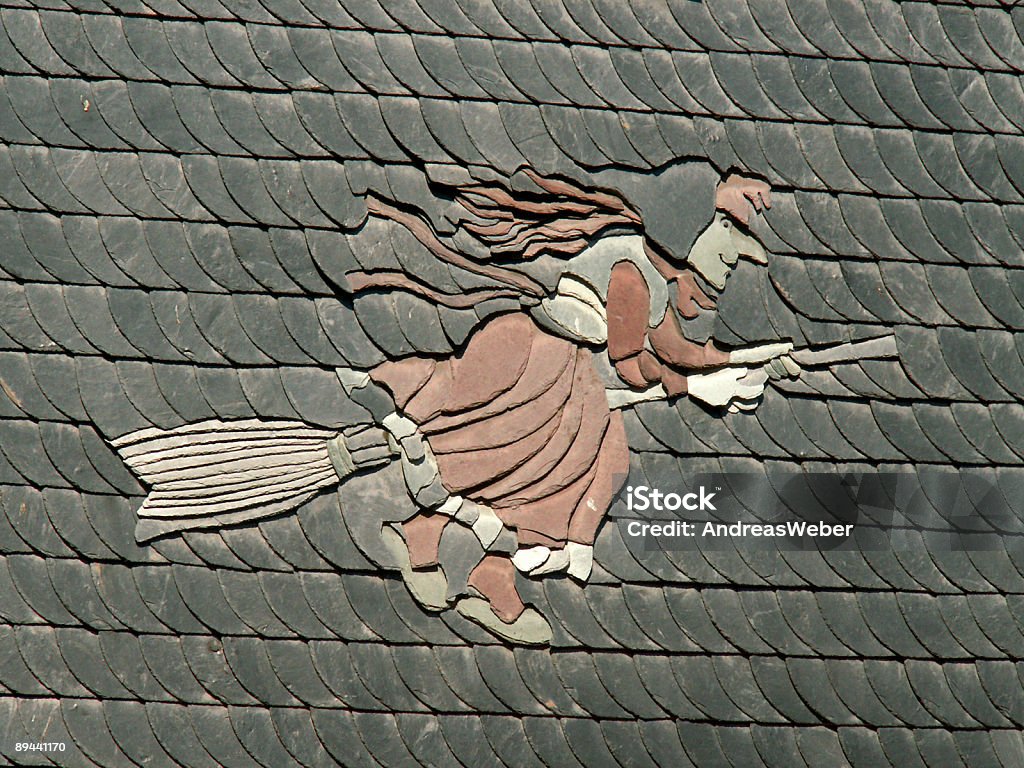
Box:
left=3, top=0, right=1024, bottom=766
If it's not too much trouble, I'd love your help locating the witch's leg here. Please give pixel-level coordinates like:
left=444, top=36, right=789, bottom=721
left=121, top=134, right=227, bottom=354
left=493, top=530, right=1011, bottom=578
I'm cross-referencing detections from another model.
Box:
left=513, top=410, right=629, bottom=581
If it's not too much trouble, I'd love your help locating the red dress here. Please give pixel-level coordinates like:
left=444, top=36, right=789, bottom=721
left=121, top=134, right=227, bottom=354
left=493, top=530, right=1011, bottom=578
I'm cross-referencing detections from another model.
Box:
left=370, top=312, right=629, bottom=548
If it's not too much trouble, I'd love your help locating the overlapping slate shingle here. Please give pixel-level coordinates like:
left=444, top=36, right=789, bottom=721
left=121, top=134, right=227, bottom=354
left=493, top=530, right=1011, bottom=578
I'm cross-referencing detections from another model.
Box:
left=4, top=0, right=1024, bottom=765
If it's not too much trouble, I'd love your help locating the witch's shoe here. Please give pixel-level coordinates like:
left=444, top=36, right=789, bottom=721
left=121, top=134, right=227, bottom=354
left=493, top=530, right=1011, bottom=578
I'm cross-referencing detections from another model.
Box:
left=456, top=553, right=553, bottom=644
left=380, top=525, right=449, bottom=611
left=456, top=598, right=552, bottom=645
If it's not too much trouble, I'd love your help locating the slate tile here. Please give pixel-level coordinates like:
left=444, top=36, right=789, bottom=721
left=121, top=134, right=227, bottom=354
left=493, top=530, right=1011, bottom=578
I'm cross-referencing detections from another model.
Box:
left=165, top=22, right=241, bottom=87
left=135, top=154, right=212, bottom=220
left=0, top=213, right=60, bottom=284
left=0, top=625, right=50, bottom=695
left=242, top=28, right=315, bottom=93
left=975, top=661, right=1024, bottom=726
left=9, top=145, right=92, bottom=213
left=902, top=3, right=971, bottom=67
left=0, top=15, right=45, bottom=75
left=219, top=529, right=290, bottom=574
left=617, top=584, right=701, bottom=653
left=306, top=710, right=378, bottom=768
left=346, top=643, right=427, bottom=712
left=740, top=0, right=812, bottom=54
left=624, top=723, right=693, bottom=768
left=406, top=36, right=486, bottom=99
left=219, top=636, right=299, bottom=707
left=175, top=636, right=257, bottom=706
left=285, top=575, right=375, bottom=639
left=56, top=215, right=136, bottom=286
left=904, top=660, right=981, bottom=727
left=496, top=102, right=577, bottom=175
left=0, top=352, right=63, bottom=421
left=171, top=87, right=247, bottom=156
left=78, top=13, right=155, bottom=77
left=4, top=477, right=78, bottom=555
left=437, top=716, right=507, bottom=768
left=220, top=571, right=295, bottom=637
left=61, top=698, right=141, bottom=768
left=91, top=562, right=167, bottom=633
left=794, top=727, right=849, bottom=768
left=201, top=22, right=281, bottom=89
left=952, top=405, right=1019, bottom=463
left=347, top=573, right=429, bottom=644
left=545, top=652, right=627, bottom=717
left=505, top=647, right=581, bottom=717
left=218, top=91, right=297, bottom=158
left=955, top=133, right=1020, bottom=202
left=167, top=565, right=248, bottom=635
left=894, top=592, right=971, bottom=658
left=268, top=708, right=339, bottom=768
left=353, top=713, right=426, bottom=768
left=453, top=102, right=526, bottom=175
left=911, top=403, right=987, bottom=464
left=391, top=645, right=471, bottom=711
left=976, top=8, right=1024, bottom=67
left=383, top=579, right=465, bottom=645
left=953, top=732, right=1006, bottom=768
left=14, top=625, right=90, bottom=697
left=144, top=702, right=221, bottom=768
left=309, top=641, right=389, bottom=710
left=278, top=30, right=350, bottom=92
left=175, top=155, right=252, bottom=222
left=535, top=578, right=615, bottom=647
left=230, top=708, right=304, bottom=768
left=812, top=590, right=895, bottom=657
left=4, top=73, right=84, bottom=147
left=222, top=159, right=297, bottom=228
left=132, top=634, right=209, bottom=708
left=967, top=544, right=1024, bottom=598
left=124, top=82, right=207, bottom=155
left=991, top=731, right=1024, bottom=768
left=944, top=663, right=1015, bottom=727
left=397, top=717, right=481, bottom=768
left=254, top=574, right=331, bottom=640
left=826, top=660, right=902, bottom=727
left=938, top=6, right=1006, bottom=69
left=24, top=284, right=98, bottom=356
left=12, top=699, right=80, bottom=765
left=863, top=659, right=942, bottom=727
left=408, top=0, right=476, bottom=34
left=866, top=402, right=944, bottom=462
left=189, top=704, right=266, bottom=767
left=520, top=720, right=593, bottom=768
left=177, top=532, right=250, bottom=573
left=135, top=559, right=213, bottom=629
left=668, top=722, right=734, bottom=767
left=55, top=627, right=137, bottom=700
left=49, top=81, right=127, bottom=151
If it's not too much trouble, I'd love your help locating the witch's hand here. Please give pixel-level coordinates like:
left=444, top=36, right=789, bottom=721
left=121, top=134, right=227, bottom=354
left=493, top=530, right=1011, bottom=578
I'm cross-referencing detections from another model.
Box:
left=688, top=366, right=768, bottom=410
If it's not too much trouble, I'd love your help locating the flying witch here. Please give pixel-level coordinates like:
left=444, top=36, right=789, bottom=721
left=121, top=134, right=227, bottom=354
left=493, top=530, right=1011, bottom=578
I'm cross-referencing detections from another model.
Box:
left=111, top=164, right=895, bottom=643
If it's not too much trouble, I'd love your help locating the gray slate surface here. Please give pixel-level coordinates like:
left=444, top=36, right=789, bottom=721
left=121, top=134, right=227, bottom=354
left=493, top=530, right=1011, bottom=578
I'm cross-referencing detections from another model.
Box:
left=2, top=0, right=1024, bottom=766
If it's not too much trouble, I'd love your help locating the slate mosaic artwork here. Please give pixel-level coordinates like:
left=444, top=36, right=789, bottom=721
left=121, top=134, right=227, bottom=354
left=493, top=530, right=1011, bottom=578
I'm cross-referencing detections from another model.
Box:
left=3, top=0, right=1024, bottom=765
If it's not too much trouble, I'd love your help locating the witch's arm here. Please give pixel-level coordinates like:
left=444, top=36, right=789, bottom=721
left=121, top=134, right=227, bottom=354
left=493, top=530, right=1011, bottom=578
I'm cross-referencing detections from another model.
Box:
left=606, top=261, right=730, bottom=397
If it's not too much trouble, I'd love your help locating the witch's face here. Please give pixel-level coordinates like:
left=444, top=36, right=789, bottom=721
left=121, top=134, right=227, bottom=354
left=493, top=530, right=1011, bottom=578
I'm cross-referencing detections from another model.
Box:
left=687, top=213, right=767, bottom=290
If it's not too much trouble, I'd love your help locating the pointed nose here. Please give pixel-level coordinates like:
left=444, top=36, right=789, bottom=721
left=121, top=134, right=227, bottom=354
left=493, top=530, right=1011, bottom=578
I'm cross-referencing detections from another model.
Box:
left=733, top=229, right=768, bottom=265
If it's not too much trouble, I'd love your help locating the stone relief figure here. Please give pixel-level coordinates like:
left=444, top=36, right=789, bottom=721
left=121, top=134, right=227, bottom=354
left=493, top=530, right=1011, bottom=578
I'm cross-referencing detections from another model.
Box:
left=111, top=164, right=892, bottom=644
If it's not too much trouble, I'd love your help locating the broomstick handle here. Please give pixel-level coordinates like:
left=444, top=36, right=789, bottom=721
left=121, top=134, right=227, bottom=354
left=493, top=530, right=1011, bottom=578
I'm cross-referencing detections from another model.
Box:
left=788, top=335, right=898, bottom=367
